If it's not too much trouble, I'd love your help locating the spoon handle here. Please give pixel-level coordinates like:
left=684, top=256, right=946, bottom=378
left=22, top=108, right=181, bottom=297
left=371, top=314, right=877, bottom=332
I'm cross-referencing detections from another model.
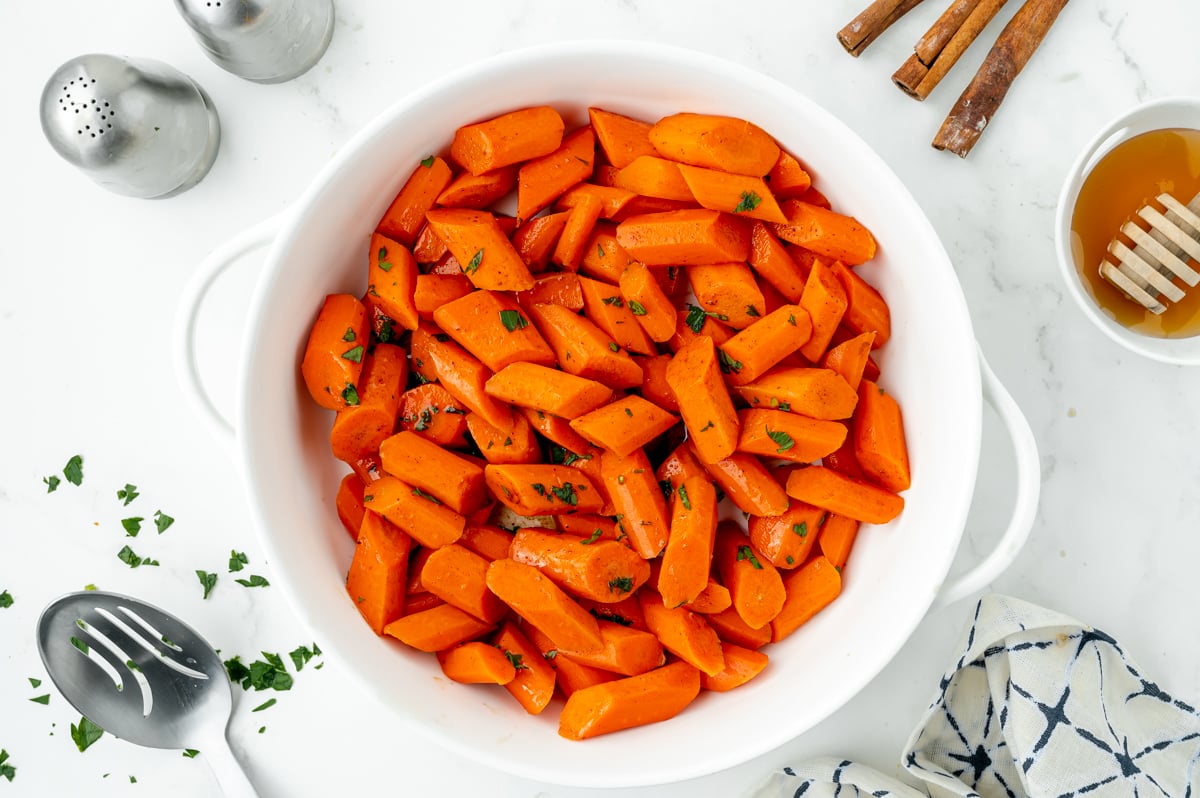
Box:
left=201, top=734, right=259, bottom=797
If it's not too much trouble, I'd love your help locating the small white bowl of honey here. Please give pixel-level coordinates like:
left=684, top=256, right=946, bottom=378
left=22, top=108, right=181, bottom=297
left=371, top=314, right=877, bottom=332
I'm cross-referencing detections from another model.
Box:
left=1055, top=97, right=1200, bottom=365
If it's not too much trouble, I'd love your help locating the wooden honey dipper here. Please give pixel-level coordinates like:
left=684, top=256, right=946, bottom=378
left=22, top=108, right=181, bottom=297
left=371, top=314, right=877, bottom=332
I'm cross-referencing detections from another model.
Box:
left=1099, top=190, right=1200, bottom=314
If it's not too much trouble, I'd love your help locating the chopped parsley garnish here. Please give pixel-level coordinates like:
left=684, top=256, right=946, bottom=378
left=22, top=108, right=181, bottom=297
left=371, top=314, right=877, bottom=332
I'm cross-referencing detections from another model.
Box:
left=608, top=576, right=634, bottom=593
left=684, top=304, right=728, bottom=333
left=117, top=484, right=139, bottom=505
left=223, top=653, right=293, bottom=692
left=196, top=570, right=217, bottom=600
left=28, top=678, right=41, bottom=688
left=597, top=243, right=606, bottom=258
left=182, top=749, right=199, bottom=759
left=793, top=522, right=808, bottom=538
left=378, top=246, right=388, bottom=260
left=464, top=248, right=484, bottom=275
left=677, top=485, right=692, bottom=510
left=717, top=349, right=743, bottom=374
left=117, top=546, right=158, bottom=568
left=29, top=694, right=50, bottom=705
left=125, top=660, right=140, bottom=672
left=252, top=698, right=276, bottom=712
left=531, top=483, right=546, bottom=496
left=235, top=575, right=270, bottom=588
left=617, top=475, right=626, bottom=485
left=420, top=155, right=436, bottom=168
left=550, top=484, right=578, bottom=506
left=289, top=644, right=321, bottom=671
left=342, top=383, right=360, bottom=406
left=746, top=305, right=760, bottom=317
left=411, top=487, right=442, bottom=504
left=601, top=296, right=624, bottom=307
left=499, top=310, right=528, bottom=331
left=341, top=345, right=364, bottom=363
left=0, top=590, right=12, bottom=609
left=377, top=259, right=393, bottom=272
left=608, top=342, right=619, bottom=352
left=413, top=409, right=433, bottom=431
left=502, top=650, right=528, bottom=670
left=229, top=550, right=249, bottom=572
left=786, top=555, right=795, bottom=565
left=787, top=314, right=797, bottom=326
left=376, top=317, right=396, bottom=343
left=63, top=455, right=84, bottom=486
left=44, top=475, right=60, bottom=492
left=580, top=529, right=603, bottom=545
left=733, top=191, right=762, bottom=214
left=550, top=445, right=592, bottom=467
left=699, top=420, right=715, bottom=432
left=543, top=650, right=558, bottom=660
left=628, top=300, right=647, bottom=316
left=659, top=479, right=674, bottom=500
left=589, top=608, right=632, bottom=626
left=342, top=327, right=357, bottom=343
left=120, top=517, right=142, bottom=537
left=766, top=428, right=795, bottom=453
left=70, top=636, right=89, bottom=654
left=70, top=716, right=104, bottom=752
left=736, top=545, right=763, bottom=570
left=0, top=749, right=14, bottom=782
left=623, top=407, right=633, bottom=417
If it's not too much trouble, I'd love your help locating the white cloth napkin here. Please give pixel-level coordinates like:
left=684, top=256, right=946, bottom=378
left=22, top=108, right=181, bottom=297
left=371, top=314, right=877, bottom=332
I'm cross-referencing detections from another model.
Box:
left=756, top=594, right=1200, bottom=797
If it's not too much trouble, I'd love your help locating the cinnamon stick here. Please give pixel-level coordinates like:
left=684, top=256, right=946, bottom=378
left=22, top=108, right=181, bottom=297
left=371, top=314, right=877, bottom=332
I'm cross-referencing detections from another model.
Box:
left=932, top=0, right=1070, bottom=158
left=838, top=0, right=927, bottom=57
left=915, top=0, right=983, bottom=66
left=893, top=0, right=1010, bottom=101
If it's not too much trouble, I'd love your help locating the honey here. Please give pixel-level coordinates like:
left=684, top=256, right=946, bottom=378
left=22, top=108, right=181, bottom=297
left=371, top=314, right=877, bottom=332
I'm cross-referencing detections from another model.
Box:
left=1070, top=127, right=1200, bottom=338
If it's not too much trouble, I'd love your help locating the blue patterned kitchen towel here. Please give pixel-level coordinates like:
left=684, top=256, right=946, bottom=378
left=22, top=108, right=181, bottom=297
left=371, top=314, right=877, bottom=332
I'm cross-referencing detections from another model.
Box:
left=756, top=594, right=1200, bottom=797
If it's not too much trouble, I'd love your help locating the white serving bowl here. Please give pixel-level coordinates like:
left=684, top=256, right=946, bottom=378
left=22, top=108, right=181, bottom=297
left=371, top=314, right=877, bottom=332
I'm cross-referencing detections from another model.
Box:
left=177, top=41, right=1039, bottom=787
left=1055, top=96, right=1200, bottom=365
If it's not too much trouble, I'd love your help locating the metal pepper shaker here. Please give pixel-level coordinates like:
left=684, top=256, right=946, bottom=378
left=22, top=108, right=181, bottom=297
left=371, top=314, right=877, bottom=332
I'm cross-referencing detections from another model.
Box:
left=174, top=0, right=335, bottom=83
left=39, top=54, right=221, bottom=198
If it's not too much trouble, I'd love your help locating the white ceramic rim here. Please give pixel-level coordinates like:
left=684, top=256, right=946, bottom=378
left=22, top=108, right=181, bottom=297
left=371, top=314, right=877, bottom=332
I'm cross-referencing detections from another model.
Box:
left=230, top=40, right=984, bottom=787
left=1054, top=95, right=1200, bottom=366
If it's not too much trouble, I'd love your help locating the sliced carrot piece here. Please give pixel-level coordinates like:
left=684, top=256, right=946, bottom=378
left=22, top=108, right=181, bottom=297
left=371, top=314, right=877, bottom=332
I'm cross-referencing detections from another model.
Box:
left=414, top=325, right=514, bottom=431
left=367, top=233, right=419, bottom=331
left=612, top=155, right=694, bottom=201
left=655, top=441, right=708, bottom=493
left=821, top=331, right=876, bottom=392
left=556, top=183, right=637, bottom=220
left=748, top=499, right=824, bottom=569
left=798, top=259, right=849, bottom=362
left=517, top=127, right=596, bottom=222
left=667, top=306, right=734, bottom=353
left=384, top=603, right=493, bottom=652
left=735, top=408, right=847, bottom=464
left=550, top=619, right=665, bottom=677
left=688, top=261, right=766, bottom=330
left=748, top=221, right=807, bottom=302
left=600, top=449, right=671, bottom=559
left=568, top=395, right=678, bottom=459
left=522, top=623, right=620, bottom=696
left=335, top=472, right=366, bottom=540
left=853, top=380, right=911, bottom=492
left=658, top=476, right=718, bottom=609
left=421, top=543, right=508, bottom=623
left=413, top=222, right=448, bottom=266
left=300, top=294, right=369, bottom=411
left=649, top=113, right=780, bottom=176
left=677, top=164, right=787, bottom=224
left=378, top=431, right=487, bottom=515
left=485, top=363, right=612, bottom=419
left=719, top=303, right=812, bottom=386
left=345, top=510, right=411, bottom=634
left=784, top=466, right=904, bottom=524
left=509, top=527, right=650, bottom=604
left=377, top=156, right=454, bottom=246
left=639, top=590, right=725, bottom=677
left=436, top=166, right=517, bottom=209
left=450, top=106, right=565, bottom=176
left=363, top=475, right=466, bottom=549
left=432, top=290, right=556, bottom=373
left=830, top=260, right=891, bottom=347
left=458, top=524, right=515, bottom=562
left=577, top=276, right=657, bottom=356
left=773, top=200, right=877, bottom=266
left=616, top=209, right=751, bottom=266
left=437, top=641, right=517, bottom=685
left=424, top=208, right=535, bottom=291
left=330, top=343, right=407, bottom=463
left=486, top=559, right=603, bottom=653
left=771, top=555, right=842, bottom=643
left=701, top=452, right=789, bottom=517
left=520, top=406, right=594, bottom=454
left=618, top=261, right=677, bottom=343
left=511, top=210, right=571, bottom=272
left=515, top=273, right=585, bottom=311
left=526, top=302, right=644, bottom=390
left=713, top=522, right=786, bottom=630
left=589, top=107, right=656, bottom=169
left=766, top=150, right=813, bottom=199
left=558, top=660, right=701, bottom=740
left=413, top=274, right=474, bottom=320
left=818, top=513, right=860, bottom=570
left=687, top=579, right=733, bottom=614
left=635, top=354, right=679, bottom=412
left=398, top=383, right=470, bottom=449
left=556, top=513, right=621, bottom=542
left=494, top=621, right=557, bottom=714
left=707, top=606, right=772, bottom=649
left=483, top=464, right=603, bottom=517
left=580, top=222, right=638, bottom=283
left=732, top=367, right=858, bottom=420
left=823, top=434, right=865, bottom=479
left=665, top=336, right=740, bottom=465
left=701, top=643, right=769, bottom=692
left=610, top=196, right=697, bottom=222
left=551, top=190, right=604, bottom=272
left=466, top=411, right=540, bottom=465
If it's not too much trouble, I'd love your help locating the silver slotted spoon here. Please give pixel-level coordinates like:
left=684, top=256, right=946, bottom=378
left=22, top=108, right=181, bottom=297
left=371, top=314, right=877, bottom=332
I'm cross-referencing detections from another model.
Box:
left=36, top=591, right=257, bottom=796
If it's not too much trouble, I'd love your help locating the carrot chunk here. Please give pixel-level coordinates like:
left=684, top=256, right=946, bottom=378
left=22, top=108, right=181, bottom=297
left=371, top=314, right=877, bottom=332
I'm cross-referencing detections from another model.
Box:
left=362, top=475, right=466, bottom=549
left=773, top=200, right=877, bottom=266
left=719, top=303, right=812, bottom=385
left=713, top=523, right=786, bottom=631
left=701, top=642, right=769, bottom=692
left=379, top=431, right=487, bottom=515
left=300, top=294, right=369, bottom=411
left=494, top=622, right=557, bottom=714
left=853, top=380, right=911, bottom=492
left=589, top=107, right=657, bottom=169
left=485, top=363, right=612, bottom=419
left=424, top=208, right=535, bottom=291
left=484, top=464, right=604, bottom=516
left=735, top=408, right=846, bottom=464
left=486, top=559, right=604, bottom=653
left=639, top=590, right=725, bottom=677
left=747, top=500, right=824, bottom=570
left=509, top=527, right=650, bottom=603
left=377, top=157, right=454, bottom=246
left=526, top=302, right=644, bottom=390
left=346, top=511, right=411, bottom=634
left=437, top=641, right=517, bottom=685
left=433, top=289, right=556, bottom=373
left=677, top=163, right=787, bottom=224
left=665, top=336, right=739, bottom=465
left=568, top=395, right=678, bottom=459
left=784, top=466, right=904, bottom=525
left=384, top=603, right=493, bottom=652
left=732, top=367, right=858, bottom=420
left=770, top=555, right=842, bottom=643
left=558, top=660, right=701, bottom=740
left=600, top=449, right=671, bottom=559
left=616, top=209, right=751, bottom=266
left=649, top=113, right=780, bottom=176
left=518, top=126, right=596, bottom=222
left=450, top=106, right=565, bottom=176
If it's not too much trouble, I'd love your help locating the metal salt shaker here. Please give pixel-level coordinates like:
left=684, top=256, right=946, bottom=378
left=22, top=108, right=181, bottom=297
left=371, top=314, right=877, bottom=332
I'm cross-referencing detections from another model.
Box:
left=39, top=55, right=221, bottom=199
left=174, top=0, right=335, bottom=83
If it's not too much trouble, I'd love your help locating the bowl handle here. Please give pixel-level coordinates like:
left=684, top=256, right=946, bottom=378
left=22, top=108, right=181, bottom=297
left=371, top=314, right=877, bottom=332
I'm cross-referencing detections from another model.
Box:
left=173, top=214, right=285, bottom=447
left=933, top=347, right=1041, bottom=608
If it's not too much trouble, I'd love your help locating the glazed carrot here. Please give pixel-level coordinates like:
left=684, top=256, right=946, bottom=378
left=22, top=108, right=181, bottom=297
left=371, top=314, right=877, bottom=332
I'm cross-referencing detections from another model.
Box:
left=551, top=619, right=666, bottom=677
left=771, top=555, right=842, bottom=643
left=526, top=302, right=644, bottom=390
left=639, top=590, right=725, bottom=676
left=510, top=528, right=650, bottom=603
left=398, top=383, right=470, bottom=449
left=520, top=406, right=593, bottom=454
left=577, top=276, right=657, bottom=356
left=329, top=343, right=408, bottom=463
left=701, top=643, right=769, bottom=692
left=424, top=208, right=535, bottom=291
left=593, top=164, right=621, bottom=187
left=557, top=183, right=637, bottom=219
left=578, top=596, right=649, bottom=632
left=436, top=165, right=518, bottom=209
left=558, top=660, right=701, bottom=740
left=766, top=150, right=813, bottom=199
left=467, top=411, right=540, bottom=465
left=830, top=261, right=891, bottom=347
left=732, top=367, right=858, bottom=420
left=432, top=290, right=556, bottom=373
left=612, top=155, right=694, bottom=202
left=553, top=443, right=613, bottom=518
left=784, top=466, right=904, bottom=524
left=363, top=475, right=466, bottom=549
left=635, top=354, right=679, bottom=413
left=421, top=543, right=509, bottom=623
left=822, top=434, right=864, bottom=479
left=800, top=185, right=831, bottom=209
left=494, top=621, right=557, bottom=715
left=773, top=200, right=877, bottom=266
left=379, top=431, right=488, bottom=515
left=580, top=222, right=638, bottom=283
left=301, top=294, right=369, bottom=410
left=706, top=606, right=772, bottom=649
left=450, top=106, right=565, bottom=176
left=511, top=210, right=571, bottom=272
left=749, top=221, right=808, bottom=302
left=522, top=623, right=620, bottom=695
left=600, top=449, right=671, bottom=559
left=345, top=510, right=411, bottom=634
left=618, top=261, right=676, bottom=342
left=486, top=559, right=604, bottom=653
left=665, top=337, right=740, bottom=464
left=485, top=363, right=612, bottom=419
left=713, top=523, right=787, bottom=630
left=437, top=641, right=517, bottom=685
left=414, top=326, right=514, bottom=430
left=655, top=441, right=709, bottom=493
left=413, top=223, right=448, bottom=266
left=400, top=593, right=443, bottom=616
left=335, top=472, right=366, bottom=539
left=701, top=453, right=789, bottom=517
left=747, top=499, right=824, bottom=569
left=756, top=273, right=792, bottom=316
left=798, top=259, right=849, bottom=362
left=413, top=274, right=474, bottom=320
left=688, top=261, right=766, bottom=330
left=568, top=395, right=678, bottom=459
left=687, top=579, right=733, bottom=614
left=658, top=476, right=718, bottom=609
left=821, top=331, right=876, bottom=392
left=557, top=513, right=621, bottom=542
left=719, top=304, right=812, bottom=386
left=483, top=463, right=603, bottom=516
left=853, top=380, right=911, bottom=492
left=515, top=273, right=585, bottom=311
left=610, top=196, right=696, bottom=222
left=367, top=233, right=420, bottom=331
left=384, top=603, right=493, bottom=653
left=677, top=164, right=787, bottom=224
left=377, top=156, right=454, bottom=246
left=551, top=190, right=604, bottom=272
left=818, top=513, right=859, bottom=570
left=349, top=453, right=384, bottom=487
left=517, top=126, right=596, bottom=222
left=589, top=107, right=657, bottom=169
left=667, top=306, right=734, bottom=352
left=649, top=113, right=780, bottom=176
left=735, top=408, right=847, bottom=464
left=459, top=524, right=514, bottom=562
left=616, top=209, right=751, bottom=266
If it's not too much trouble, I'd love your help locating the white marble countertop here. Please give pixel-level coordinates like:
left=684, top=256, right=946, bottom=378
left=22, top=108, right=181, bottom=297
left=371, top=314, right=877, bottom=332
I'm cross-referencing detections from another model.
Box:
left=2, top=1, right=1199, bottom=795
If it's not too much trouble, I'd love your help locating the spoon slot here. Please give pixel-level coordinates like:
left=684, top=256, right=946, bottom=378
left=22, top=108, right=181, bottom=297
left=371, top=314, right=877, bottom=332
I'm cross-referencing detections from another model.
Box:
left=69, top=620, right=126, bottom=694
left=76, top=614, right=154, bottom=717
left=104, top=606, right=209, bottom=681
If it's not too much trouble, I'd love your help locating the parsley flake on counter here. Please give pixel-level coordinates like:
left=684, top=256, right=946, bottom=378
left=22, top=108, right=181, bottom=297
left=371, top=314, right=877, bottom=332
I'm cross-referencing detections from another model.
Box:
left=733, top=190, right=762, bottom=214
left=464, top=248, right=484, bottom=275
left=736, top=545, right=763, bottom=570
left=229, top=551, right=249, bottom=572
left=289, top=644, right=321, bottom=672
left=117, top=546, right=158, bottom=568
left=182, top=749, right=199, bottom=759
left=224, top=653, right=293, bottom=692
left=70, top=716, right=104, bottom=752
left=258, top=727, right=266, bottom=734
left=251, top=698, right=276, bottom=712
left=129, top=776, right=137, bottom=783
left=153, top=510, right=174, bottom=534
left=0, top=590, right=11, bottom=609
left=29, top=695, right=50, bottom=705
left=196, top=570, right=217, bottom=600
left=28, top=678, right=41, bottom=688
left=608, top=576, right=633, bottom=594
left=44, top=475, right=61, bottom=492
left=235, top=575, right=269, bottom=588
left=63, top=455, right=84, bottom=486
left=498, top=310, right=528, bottom=331
left=766, top=428, right=795, bottom=453
left=121, top=517, right=143, bottom=537
left=117, top=484, right=139, bottom=505
left=0, top=749, right=14, bottom=782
